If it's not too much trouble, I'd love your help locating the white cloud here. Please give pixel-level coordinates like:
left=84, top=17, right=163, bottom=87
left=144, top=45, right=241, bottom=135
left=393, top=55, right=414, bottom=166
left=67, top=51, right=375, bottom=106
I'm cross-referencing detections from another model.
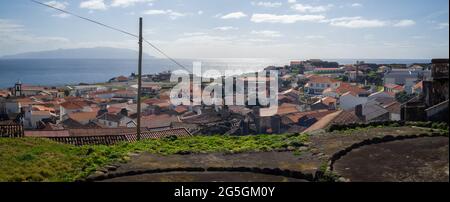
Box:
left=393, top=19, right=416, bottom=27
left=0, top=19, right=69, bottom=56
left=305, top=35, right=325, bottom=39
left=351, top=3, right=362, bottom=7
left=291, top=4, right=333, bottom=13
left=437, top=22, right=449, bottom=29
left=327, top=17, right=387, bottom=28
left=182, top=32, right=207, bottom=36
left=251, top=13, right=325, bottom=24
left=0, top=19, right=24, bottom=33
left=198, top=10, right=204, bottom=15
left=80, top=0, right=107, bottom=10
left=44, top=1, right=70, bottom=18
left=142, top=9, right=186, bottom=19
left=251, top=30, right=282, bottom=37
left=214, top=26, right=238, bottom=31
left=221, top=12, right=247, bottom=19
left=111, top=0, right=154, bottom=8
left=52, top=13, right=71, bottom=18
left=411, top=35, right=425, bottom=39
left=287, top=0, right=296, bottom=3
left=251, top=2, right=283, bottom=8
left=45, top=1, right=68, bottom=9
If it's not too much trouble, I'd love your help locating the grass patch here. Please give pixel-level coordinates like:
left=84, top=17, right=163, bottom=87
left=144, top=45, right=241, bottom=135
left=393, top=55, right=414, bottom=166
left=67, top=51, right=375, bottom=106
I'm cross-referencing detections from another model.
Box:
left=0, top=133, right=309, bottom=182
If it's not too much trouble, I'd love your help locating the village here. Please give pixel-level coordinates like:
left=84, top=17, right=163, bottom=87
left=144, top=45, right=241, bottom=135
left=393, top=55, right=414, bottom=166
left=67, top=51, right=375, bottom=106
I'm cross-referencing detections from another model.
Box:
left=1, top=59, right=448, bottom=143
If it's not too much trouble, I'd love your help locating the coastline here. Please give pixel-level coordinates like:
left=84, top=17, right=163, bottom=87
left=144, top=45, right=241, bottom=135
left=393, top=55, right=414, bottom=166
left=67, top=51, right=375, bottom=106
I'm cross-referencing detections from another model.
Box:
left=0, top=58, right=432, bottom=88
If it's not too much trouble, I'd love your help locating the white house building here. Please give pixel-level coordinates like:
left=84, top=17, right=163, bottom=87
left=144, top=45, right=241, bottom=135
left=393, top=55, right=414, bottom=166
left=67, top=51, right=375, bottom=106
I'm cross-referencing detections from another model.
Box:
left=339, top=92, right=369, bottom=110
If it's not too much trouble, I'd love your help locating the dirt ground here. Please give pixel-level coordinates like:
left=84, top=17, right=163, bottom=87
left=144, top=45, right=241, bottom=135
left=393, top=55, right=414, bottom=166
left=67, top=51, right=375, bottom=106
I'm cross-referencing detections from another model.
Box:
left=333, top=137, right=449, bottom=182
left=101, top=171, right=307, bottom=182
left=90, top=126, right=448, bottom=182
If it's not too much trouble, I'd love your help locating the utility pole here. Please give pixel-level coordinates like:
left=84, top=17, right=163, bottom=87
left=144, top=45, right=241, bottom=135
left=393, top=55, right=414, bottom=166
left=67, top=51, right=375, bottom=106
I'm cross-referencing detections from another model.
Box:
left=137, top=17, right=143, bottom=141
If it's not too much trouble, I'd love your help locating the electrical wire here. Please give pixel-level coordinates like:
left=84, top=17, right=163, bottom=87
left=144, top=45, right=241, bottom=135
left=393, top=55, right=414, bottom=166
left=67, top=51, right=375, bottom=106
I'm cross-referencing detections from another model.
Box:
left=30, top=0, right=192, bottom=72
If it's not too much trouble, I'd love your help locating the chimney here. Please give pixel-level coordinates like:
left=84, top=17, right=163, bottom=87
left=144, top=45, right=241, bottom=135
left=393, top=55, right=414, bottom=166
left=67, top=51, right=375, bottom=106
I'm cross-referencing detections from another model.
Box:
left=241, top=118, right=250, bottom=135
left=120, top=108, right=128, bottom=117
left=355, top=104, right=364, bottom=118
left=252, top=106, right=261, bottom=117
left=271, top=115, right=281, bottom=134
left=253, top=106, right=262, bottom=134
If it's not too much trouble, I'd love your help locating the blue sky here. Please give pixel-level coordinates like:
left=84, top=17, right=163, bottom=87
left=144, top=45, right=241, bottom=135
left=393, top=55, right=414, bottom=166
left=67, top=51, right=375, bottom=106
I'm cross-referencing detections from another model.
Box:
left=0, top=0, right=448, bottom=59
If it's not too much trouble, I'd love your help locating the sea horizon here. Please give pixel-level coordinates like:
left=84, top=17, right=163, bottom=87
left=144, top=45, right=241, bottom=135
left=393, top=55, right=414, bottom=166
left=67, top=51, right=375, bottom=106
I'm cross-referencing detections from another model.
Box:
left=0, top=58, right=432, bottom=88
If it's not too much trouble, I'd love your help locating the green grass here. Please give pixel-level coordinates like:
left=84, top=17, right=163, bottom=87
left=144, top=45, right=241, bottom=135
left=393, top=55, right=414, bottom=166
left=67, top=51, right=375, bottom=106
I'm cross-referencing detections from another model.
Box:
left=0, top=138, right=85, bottom=182
left=0, top=133, right=309, bottom=182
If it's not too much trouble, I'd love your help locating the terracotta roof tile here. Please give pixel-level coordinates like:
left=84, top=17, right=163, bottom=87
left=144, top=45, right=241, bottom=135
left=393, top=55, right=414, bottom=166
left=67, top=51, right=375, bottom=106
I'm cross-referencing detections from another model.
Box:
left=60, top=101, right=89, bottom=110
left=330, top=110, right=363, bottom=125
left=335, top=83, right=367, bottom=95
left=384, top=102, right=401, bottom=114
left=413, top=81, right=423, bottom=90
left=25, top=130, right=70, bottom=138
left=68, top=112, right=98, bottom=123
left=41, top=128, right=191, bottom=146
left=141, top=114, right=180, bottom=128
left=307, top=75, right=340, bottom=84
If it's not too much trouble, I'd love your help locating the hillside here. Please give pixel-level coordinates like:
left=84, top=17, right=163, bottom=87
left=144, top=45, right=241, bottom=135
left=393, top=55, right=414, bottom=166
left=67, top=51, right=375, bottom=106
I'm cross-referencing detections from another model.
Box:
left=0, top=124, right=447, bottom=182
left=1, top=47, right=154, bottom=59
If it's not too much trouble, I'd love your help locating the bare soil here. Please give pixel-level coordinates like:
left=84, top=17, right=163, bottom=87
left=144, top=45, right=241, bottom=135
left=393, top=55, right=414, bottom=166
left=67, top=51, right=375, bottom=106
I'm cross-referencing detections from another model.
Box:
left=101, top=171, right=307, bottom=182
left=333, top=136, right=449, bottom=182
left=90, top=126, right=448, bottom=182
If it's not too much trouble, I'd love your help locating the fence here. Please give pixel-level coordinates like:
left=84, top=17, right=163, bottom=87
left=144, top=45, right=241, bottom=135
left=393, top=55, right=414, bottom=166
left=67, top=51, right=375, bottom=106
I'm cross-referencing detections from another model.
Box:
left=0, top=123, right=24, bottom=138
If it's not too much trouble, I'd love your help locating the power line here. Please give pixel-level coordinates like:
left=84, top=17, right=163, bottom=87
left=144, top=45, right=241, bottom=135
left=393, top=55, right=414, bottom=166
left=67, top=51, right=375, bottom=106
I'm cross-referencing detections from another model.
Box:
left=29, top=0, right=192, bottom=73
left=30, top=0, right=138, bottom=38
left=142, top=39, right=191, bottom=72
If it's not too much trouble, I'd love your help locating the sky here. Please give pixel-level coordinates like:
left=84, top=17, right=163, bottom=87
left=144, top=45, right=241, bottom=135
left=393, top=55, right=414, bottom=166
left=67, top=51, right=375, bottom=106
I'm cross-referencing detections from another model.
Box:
left=0, top=0, right=449, bottom=59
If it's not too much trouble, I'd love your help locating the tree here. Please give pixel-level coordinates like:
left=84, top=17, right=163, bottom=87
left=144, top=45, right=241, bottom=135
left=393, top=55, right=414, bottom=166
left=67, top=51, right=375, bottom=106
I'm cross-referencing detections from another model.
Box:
left=395, top=91, right=416, bottom=103
left=64, top=89, right=70, bottom=97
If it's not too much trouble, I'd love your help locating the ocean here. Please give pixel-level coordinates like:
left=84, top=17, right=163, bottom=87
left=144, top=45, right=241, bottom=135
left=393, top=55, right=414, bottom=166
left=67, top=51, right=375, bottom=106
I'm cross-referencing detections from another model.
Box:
left=0, top=58, right=431, bottom=88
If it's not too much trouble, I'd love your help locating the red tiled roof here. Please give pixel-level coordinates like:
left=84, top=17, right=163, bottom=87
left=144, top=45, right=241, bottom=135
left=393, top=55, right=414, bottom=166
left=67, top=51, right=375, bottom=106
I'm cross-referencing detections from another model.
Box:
left=144, top=98, right=164, bottom=105
left=124, top=128, right=191, bottom=142
left=384, top=83, right=404, bottom=91
left=32, top=105, right=56, bottom=112
left=283, top=110, right=336, bottom=124
left=336, top=83, right=367, bottom=95
left=39, top=128, right=191, bottom=146
left=272, top=103, right=300, bottom=116
left=67, top=128, right=147, bottom=137
left=141, top=114, right=180, bottom=128
left=304, top=110, right=342, bottom=132
left=330, top=110, right=363, bottom=125
left=413, top=81, right=423, bottom=90
left=321, top=97, right=337, bottom=106
left=68, top=112, right=98, bottom=123
left=15, top=98, right=39, bottom=106
left=384, top=101, right=401, bottom=114
left=307, top=75, right=340, bottom=84
left=174, top=105, right=189, bottom=114
left=116, top=76, right=129, bottom=82
left=25, top=130, right=70, bottom=138
left=155, top=101, right=171, bottom=108
left=60, top=101, right=88, bottom=110
left=314, top=68, right=342, bottom=71
left=22, top=85, right=46, bottom=91
left=142, top=83, right=162, bottom=89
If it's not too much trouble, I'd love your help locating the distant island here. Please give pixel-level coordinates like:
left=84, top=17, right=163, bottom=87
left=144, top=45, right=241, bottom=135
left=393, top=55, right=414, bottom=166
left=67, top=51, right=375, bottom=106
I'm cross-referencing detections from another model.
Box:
left=1, top=47, right=155, bottom=59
